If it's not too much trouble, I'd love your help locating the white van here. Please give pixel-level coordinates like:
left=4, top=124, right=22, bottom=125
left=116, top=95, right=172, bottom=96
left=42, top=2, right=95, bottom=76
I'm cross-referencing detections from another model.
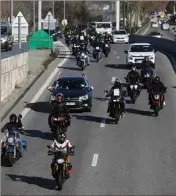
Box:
left=95, top=22, right=112, bottom=34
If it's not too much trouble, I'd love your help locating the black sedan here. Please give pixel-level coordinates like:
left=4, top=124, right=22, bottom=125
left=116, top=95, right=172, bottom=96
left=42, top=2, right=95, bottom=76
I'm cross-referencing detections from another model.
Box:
left=147, top=32, right=162, bottom=38
left=48, top=76, right=94, bottom=112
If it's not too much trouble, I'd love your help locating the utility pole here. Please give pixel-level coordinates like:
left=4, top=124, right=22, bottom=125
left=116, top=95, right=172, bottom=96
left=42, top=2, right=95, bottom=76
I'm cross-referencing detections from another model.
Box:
left=115, top=0, right=120, bottom=30
left=10, top=0, right=13, bottom=24
left=123, top=1, right=125, bottom=28
left=33, top=1, right=36, bottom=33
left=174, top=1, right=176, bottom=15
left=53, top=1, right=55, bottom=18
left=18, top=16, right=21, bottom=49
left=38, top=1, right=42, bottom=30
left=64, top=0, right=65, bottom=20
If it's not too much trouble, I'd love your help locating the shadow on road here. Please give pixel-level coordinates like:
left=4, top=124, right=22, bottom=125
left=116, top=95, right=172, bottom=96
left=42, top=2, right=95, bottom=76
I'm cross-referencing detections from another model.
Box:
left=72, top=114, right=113, bottom=124
left=105, top=64, right=130, bottom=70
left=6, top=174, right=56, bottom=190
left=20, top=129, right=53, bottom=141
left=94, top=97, right=107, bottom=102
left=25, top=102, right=51, bottom=113
left=58, top=66, right=81, bottom=71
left=126, top=108, right=152, bottom=116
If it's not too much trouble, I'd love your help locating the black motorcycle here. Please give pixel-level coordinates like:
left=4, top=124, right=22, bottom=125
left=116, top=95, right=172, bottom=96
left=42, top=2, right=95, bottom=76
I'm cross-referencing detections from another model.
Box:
left=51, top=114, right=67, bottom=136
left=47, top=145, right=75, bottom=191
left=103, top=43, right=110, bottom=57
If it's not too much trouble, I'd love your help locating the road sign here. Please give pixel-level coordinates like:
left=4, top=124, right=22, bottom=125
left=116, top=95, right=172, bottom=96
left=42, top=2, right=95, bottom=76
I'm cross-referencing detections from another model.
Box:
left=62, top=19, right=68, bottom=26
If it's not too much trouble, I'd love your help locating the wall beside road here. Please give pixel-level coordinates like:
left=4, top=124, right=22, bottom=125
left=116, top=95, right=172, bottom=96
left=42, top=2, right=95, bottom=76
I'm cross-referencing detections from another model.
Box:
left=0, top=52, right=28, bottom=101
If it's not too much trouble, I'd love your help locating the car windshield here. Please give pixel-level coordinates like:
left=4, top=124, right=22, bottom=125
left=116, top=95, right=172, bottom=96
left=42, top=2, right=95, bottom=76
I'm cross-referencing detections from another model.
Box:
left=130, top=45, right=153, bottom=52
left=56, top=78, right=87, bottom=90
left=96, top=23, right=111, bottom=28
left=114, top=30, right=126, bottom=35
left=1, top=27, right=7, bottom=35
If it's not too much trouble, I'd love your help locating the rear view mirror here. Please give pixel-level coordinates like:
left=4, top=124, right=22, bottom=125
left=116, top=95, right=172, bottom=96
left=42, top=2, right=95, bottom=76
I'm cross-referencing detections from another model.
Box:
left=124, top=50, right=128, bottom=54
left=47, top=86, right=53, bottom=92
left=91, top=86, right=94, bottom=90
left=128, top=33, right=130, bottom=36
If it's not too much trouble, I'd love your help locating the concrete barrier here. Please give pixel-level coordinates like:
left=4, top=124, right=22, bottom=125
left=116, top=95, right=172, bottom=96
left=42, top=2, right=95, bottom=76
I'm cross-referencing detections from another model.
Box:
left=0, top=52, right=28, bottom=101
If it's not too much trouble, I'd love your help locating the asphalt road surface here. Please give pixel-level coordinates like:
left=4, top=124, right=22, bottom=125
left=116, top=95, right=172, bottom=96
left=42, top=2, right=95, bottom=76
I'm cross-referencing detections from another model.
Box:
left=1, top=30, right=176, bottom=195
left=1, top=42, right=28, bottom=59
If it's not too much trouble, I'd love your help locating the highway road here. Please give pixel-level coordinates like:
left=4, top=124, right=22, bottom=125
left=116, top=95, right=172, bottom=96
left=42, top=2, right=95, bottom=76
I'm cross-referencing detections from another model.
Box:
left=1, top=42, right=28, bottom=59
left=1, top=29, right=176, bottom=195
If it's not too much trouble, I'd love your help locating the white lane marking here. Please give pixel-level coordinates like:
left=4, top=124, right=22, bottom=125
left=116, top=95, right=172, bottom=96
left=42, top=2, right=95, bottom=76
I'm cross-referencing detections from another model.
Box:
left=100, top=119, right=106, bottom=127
left=141, top=25, right=150, bottom=35
left=114, top=51, right=117, bottom=54
left=91, top=154, right=99, bottom=166
left=21, top=42, right=70, bottom=120
left=117, top=56, right=119, bottom=58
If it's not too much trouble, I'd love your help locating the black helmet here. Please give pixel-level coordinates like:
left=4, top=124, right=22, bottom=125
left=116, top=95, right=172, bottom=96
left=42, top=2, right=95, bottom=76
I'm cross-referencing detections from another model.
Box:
left=155, top=76, right=160, bottom=82
left=9, top=114, right=17, bottom=123
left=144, top=56, right=149, bottom=61
left=56, top=93, right=64, bottom=103
left=131, top=66, right=137, bottom=71
left=114, top=79, right=121, bottom=87
left=57, top=133, right=66, bottom=144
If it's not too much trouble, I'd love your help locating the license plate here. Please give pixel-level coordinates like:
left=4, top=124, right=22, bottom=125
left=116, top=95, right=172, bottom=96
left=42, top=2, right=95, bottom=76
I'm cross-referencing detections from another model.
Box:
left=136, top=60, right=142, bottom=63
left=66, top=102, right=75, bottom=105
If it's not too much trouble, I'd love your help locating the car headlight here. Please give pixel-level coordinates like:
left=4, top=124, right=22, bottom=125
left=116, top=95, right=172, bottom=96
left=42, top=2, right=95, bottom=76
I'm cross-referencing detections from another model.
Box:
left=79, top=94, right=88, bottom=100
left=128, top=56, right=133, bottom=60
left=51, top=95, right=55, bottom=100
left=149, top=56, right=154, bottom=59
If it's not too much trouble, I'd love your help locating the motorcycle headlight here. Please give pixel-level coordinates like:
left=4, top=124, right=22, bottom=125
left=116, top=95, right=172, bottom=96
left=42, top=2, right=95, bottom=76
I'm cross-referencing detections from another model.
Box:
left=81, top=53, right=85, bottom=57
left=134, top=85, right=138, bottom=89
left=7, top=137, right=14, bottom=143
left=79, top=94, right=88, bottom=100
left=1, top=37, right=6, bottom=43
left=105, top=44, right=108, bottom=47
left=154, top=95, right=160, bottom=99
left=96, top=47, right=99, bottom=50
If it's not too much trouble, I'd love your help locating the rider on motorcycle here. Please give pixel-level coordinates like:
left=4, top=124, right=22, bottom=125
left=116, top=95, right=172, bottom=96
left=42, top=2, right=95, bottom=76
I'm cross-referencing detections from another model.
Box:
left=48, top=133, right=74, bottom=178
left=142, top=56, right=153, bottom=69
left=106, top=79, right=126, bottom=117
left=48, top=93, right=71, bottom=130
left=126, top=66, right=141, bottom=95
left=72, top=34, right=80, bottom=55
left=77, top=43, right=90, bottom=66
left=148, top=76, right=167, bottom=108
left=93, top=34, right=103, bottom=57
left=1, top=113, right=23, bottom=133
left=1, top=114, right=23, bottom=154
left=104, top=32, right=111, bottom=43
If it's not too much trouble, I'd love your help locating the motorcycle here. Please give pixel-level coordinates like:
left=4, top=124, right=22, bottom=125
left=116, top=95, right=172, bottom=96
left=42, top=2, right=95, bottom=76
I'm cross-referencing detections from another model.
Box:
left=47, top=145, right=75, bottom=191
left=142, top=72, right=152, bottom=89
left=151, top=93, right=164, bottom=116
left=89, top=35, right=95, bottom=46
left=103, top=43, right=110, bottom=57
left=79, top=52, right=87, bottom=70
left=105, top=89, right=122, bottom=124
left=65, top=35, right=71, bottom=47
left=128, top=84, right=138, bottom=104
left=94, top=46, right=101, bottom=62
left=52, top=114, right=67, bottom=136
left=1, top=132, right=27, bottom=167
left=73, top=44, right=80, bottom=56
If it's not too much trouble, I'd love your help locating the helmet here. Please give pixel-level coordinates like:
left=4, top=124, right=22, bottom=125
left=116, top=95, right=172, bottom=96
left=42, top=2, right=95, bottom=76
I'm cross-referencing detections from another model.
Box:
left=131, top=66, right=137, bottom=71
left=9, top=114, right=17, bottom=123
left=155, top=76, right=160, bottom=82
left=144, top=56, right=149, bottom=61
left=57, top=133, right=66, bottom=144
left=114, top=79, right=121, bottom=87
left=56, top=93, right=64, bottom=103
